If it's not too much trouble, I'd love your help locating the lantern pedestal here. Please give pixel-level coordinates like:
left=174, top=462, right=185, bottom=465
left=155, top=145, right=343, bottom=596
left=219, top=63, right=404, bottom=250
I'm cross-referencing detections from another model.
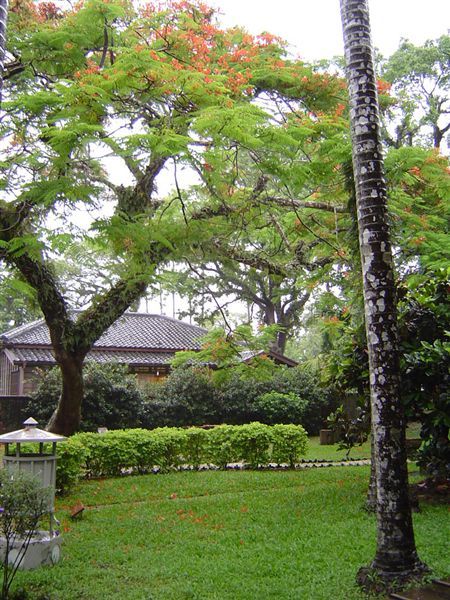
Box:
left=0, top=531, right=62, bottom=570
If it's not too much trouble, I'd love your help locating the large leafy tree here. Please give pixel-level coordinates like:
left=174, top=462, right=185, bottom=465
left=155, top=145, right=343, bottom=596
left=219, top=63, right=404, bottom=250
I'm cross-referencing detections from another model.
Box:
left=0, top=0, right=346, bottom=434
left=339, top=0, right=427, bottom=588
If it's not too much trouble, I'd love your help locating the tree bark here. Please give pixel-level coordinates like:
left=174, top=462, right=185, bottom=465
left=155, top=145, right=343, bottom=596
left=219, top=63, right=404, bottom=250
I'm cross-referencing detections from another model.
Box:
left=365, top=430, right=377, bottom=512
left=339, top=0, right=428, bottom=587
left=46, top=352, right=85, bottom=436
left=45, top=276, right=147, bottom=435
left=0, top=0, right=8, bottom=105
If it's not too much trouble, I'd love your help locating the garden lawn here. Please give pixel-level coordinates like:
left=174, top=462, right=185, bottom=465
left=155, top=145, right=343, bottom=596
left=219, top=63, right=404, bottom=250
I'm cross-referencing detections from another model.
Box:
left=15, top=467, right=448, bottom=600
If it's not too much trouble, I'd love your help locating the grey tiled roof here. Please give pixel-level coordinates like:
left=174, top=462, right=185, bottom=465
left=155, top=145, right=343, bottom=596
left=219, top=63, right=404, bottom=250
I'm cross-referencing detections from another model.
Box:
left=1, top=313, right=207, bottom=351
left=11, top=348, right=55, bottom=364
left=1, top=314, right=297, bottom=368
left=9, top=347, right=175, bottom=366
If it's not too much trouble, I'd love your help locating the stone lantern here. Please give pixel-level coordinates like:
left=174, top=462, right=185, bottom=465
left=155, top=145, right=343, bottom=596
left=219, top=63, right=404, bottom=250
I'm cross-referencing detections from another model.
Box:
left=0, top=417, right=67, bottom=569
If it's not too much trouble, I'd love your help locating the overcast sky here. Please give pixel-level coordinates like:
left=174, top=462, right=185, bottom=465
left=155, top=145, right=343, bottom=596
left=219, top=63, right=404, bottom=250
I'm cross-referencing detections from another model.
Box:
left=208, top=0, right=450, bottom=60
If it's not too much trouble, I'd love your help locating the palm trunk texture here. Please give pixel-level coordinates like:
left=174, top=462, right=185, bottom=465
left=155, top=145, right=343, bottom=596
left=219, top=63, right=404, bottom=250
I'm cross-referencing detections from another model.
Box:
left=339, top=0, right=428, bottom=588
left=0, top=0, right=8, bottom=105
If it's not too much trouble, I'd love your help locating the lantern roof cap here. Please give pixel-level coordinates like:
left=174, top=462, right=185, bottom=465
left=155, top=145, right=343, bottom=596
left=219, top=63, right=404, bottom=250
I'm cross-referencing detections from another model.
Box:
left=0, top=418, right=67, bottom=443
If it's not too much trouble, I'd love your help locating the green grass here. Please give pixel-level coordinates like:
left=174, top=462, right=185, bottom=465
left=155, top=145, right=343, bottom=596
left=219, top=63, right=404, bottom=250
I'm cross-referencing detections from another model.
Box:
left=305, top=436, right=372, bottom=461
left=15, top=466, right=448, bottom=600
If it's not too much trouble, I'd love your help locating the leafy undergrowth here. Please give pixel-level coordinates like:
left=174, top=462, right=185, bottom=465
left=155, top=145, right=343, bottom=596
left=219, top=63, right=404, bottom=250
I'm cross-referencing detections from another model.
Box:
left=15, top=468, right=448, bottom=600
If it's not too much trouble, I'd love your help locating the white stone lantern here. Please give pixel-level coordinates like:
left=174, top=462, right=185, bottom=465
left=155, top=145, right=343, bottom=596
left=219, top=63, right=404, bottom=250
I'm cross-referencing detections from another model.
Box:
left=0, top=417, right=67, bottom=569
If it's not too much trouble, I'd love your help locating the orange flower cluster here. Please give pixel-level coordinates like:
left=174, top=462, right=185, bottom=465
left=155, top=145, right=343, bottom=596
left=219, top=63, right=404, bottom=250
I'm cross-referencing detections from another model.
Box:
left=334, top=103, right=346, bottom=117
left=74, top=60, right=100, bottom=79
left=408, top=166, right=422, bottom=177
left=37, top=2, right=61, bottom=20
left=376, top=79, right=391, bottom=95
left=256, top=32, right=283, bottom=47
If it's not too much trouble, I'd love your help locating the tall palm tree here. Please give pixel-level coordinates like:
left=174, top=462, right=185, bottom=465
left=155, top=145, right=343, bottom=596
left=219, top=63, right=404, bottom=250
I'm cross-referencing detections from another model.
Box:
left=0, top=0, right=7, bottom=105
left=339, top=0, right=428, bottom=588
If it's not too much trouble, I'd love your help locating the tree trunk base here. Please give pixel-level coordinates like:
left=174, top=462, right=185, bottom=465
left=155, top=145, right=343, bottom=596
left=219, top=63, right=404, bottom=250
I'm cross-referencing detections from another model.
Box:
left=46, top=406, right=80, bottom=437
left=356, top=562, right=430, bottom=595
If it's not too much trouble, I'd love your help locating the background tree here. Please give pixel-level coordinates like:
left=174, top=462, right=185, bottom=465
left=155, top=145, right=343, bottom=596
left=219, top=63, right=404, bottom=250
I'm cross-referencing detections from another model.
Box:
left=340, top=0, right=427, bottom=589
left=381, top=35, right=450, bottom=150
left=0, top=269, right=41, bottom=330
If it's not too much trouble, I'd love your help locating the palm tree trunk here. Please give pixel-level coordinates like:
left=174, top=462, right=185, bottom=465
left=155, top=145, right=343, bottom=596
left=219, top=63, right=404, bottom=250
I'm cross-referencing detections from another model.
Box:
left=0, top=0, right=8, bottom=105
left=339, top=0, right=428, bottom=588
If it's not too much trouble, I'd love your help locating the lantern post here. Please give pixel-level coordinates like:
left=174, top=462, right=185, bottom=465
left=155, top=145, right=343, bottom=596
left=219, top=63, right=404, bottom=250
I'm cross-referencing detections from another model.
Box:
left=0, top=417, right=67, bottom=569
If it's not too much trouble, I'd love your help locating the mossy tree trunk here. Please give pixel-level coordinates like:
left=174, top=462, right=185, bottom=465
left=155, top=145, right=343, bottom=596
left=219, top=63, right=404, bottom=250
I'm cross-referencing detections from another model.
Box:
left=46, top=351, right=85, bottom=436
left=339, top=0, right=428, bottom=587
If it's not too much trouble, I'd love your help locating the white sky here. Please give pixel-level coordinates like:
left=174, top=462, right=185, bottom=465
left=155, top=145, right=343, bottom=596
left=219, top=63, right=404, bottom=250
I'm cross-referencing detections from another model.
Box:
left=208, top=0, right=450, bottom=61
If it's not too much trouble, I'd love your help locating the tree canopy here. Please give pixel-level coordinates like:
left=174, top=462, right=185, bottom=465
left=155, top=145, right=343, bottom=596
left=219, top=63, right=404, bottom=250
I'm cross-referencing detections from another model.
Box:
left=0, top=0, right=350, bottom=433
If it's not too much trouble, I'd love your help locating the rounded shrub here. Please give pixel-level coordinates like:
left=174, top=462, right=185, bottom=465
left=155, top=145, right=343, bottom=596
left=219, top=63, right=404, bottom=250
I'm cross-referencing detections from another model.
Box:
left=181, top=427, right=210, bottom=469
left=232, top=422, right=273, bottom=468
left=271, top=424, right=308, bottom=467
left=56, top=437, right=90, bottom=493
left=55, top=424, right=310, bottom=493
left=207, top=424, right=240, bottom=468
left=218, top=375, right=270, bottom=424
left=254, top=391, right=307, bottom=425
left=150, top=427, right=187, bottom=471
left=269, top=368, right=338, bottom=435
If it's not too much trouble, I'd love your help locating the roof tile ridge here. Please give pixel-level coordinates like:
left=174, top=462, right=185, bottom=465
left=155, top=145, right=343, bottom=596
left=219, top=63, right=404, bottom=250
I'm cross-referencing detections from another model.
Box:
left=91, top=346, right=180, bottom=353
left=130, top=312, right=207, bottom=331
left=1, top=317, right=46, bottom=340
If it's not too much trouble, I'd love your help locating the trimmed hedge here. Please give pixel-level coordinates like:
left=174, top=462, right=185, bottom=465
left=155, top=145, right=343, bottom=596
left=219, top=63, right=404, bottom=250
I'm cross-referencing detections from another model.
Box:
left=56, top=423, right=308, bottom=493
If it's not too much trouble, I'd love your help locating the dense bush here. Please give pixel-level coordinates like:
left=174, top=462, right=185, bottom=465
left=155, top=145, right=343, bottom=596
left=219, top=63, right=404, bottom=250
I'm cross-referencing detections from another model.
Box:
left=268, top=368, right=338, bottom=435
left=56, top=423, right=308, bottom=491
left=271, top=424, right=309, bottom=468
left=218, top=375, right=269, bottom=424
left=140, top=367, right=221, bottom=428
left=27, top=363, right=144, bottom=431
left=254, top=391, right=307, bottom=425
left=56, top=437, right=90, bottom=493
left=216, top=367, right=336, bottom=434
left=233, top=422, right=274, bottom=467
left=139, top=365, right=336, bottom=433
left=207, top=424, right=240, bottom=467
left=182, top=426, right=210, bottom=469
left=29, top=362, right=335, bottom=435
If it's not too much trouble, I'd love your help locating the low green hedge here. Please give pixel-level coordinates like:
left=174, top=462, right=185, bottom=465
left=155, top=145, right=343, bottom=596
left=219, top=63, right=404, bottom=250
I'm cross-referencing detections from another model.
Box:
left=56, top=423, right=308, bottom=493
